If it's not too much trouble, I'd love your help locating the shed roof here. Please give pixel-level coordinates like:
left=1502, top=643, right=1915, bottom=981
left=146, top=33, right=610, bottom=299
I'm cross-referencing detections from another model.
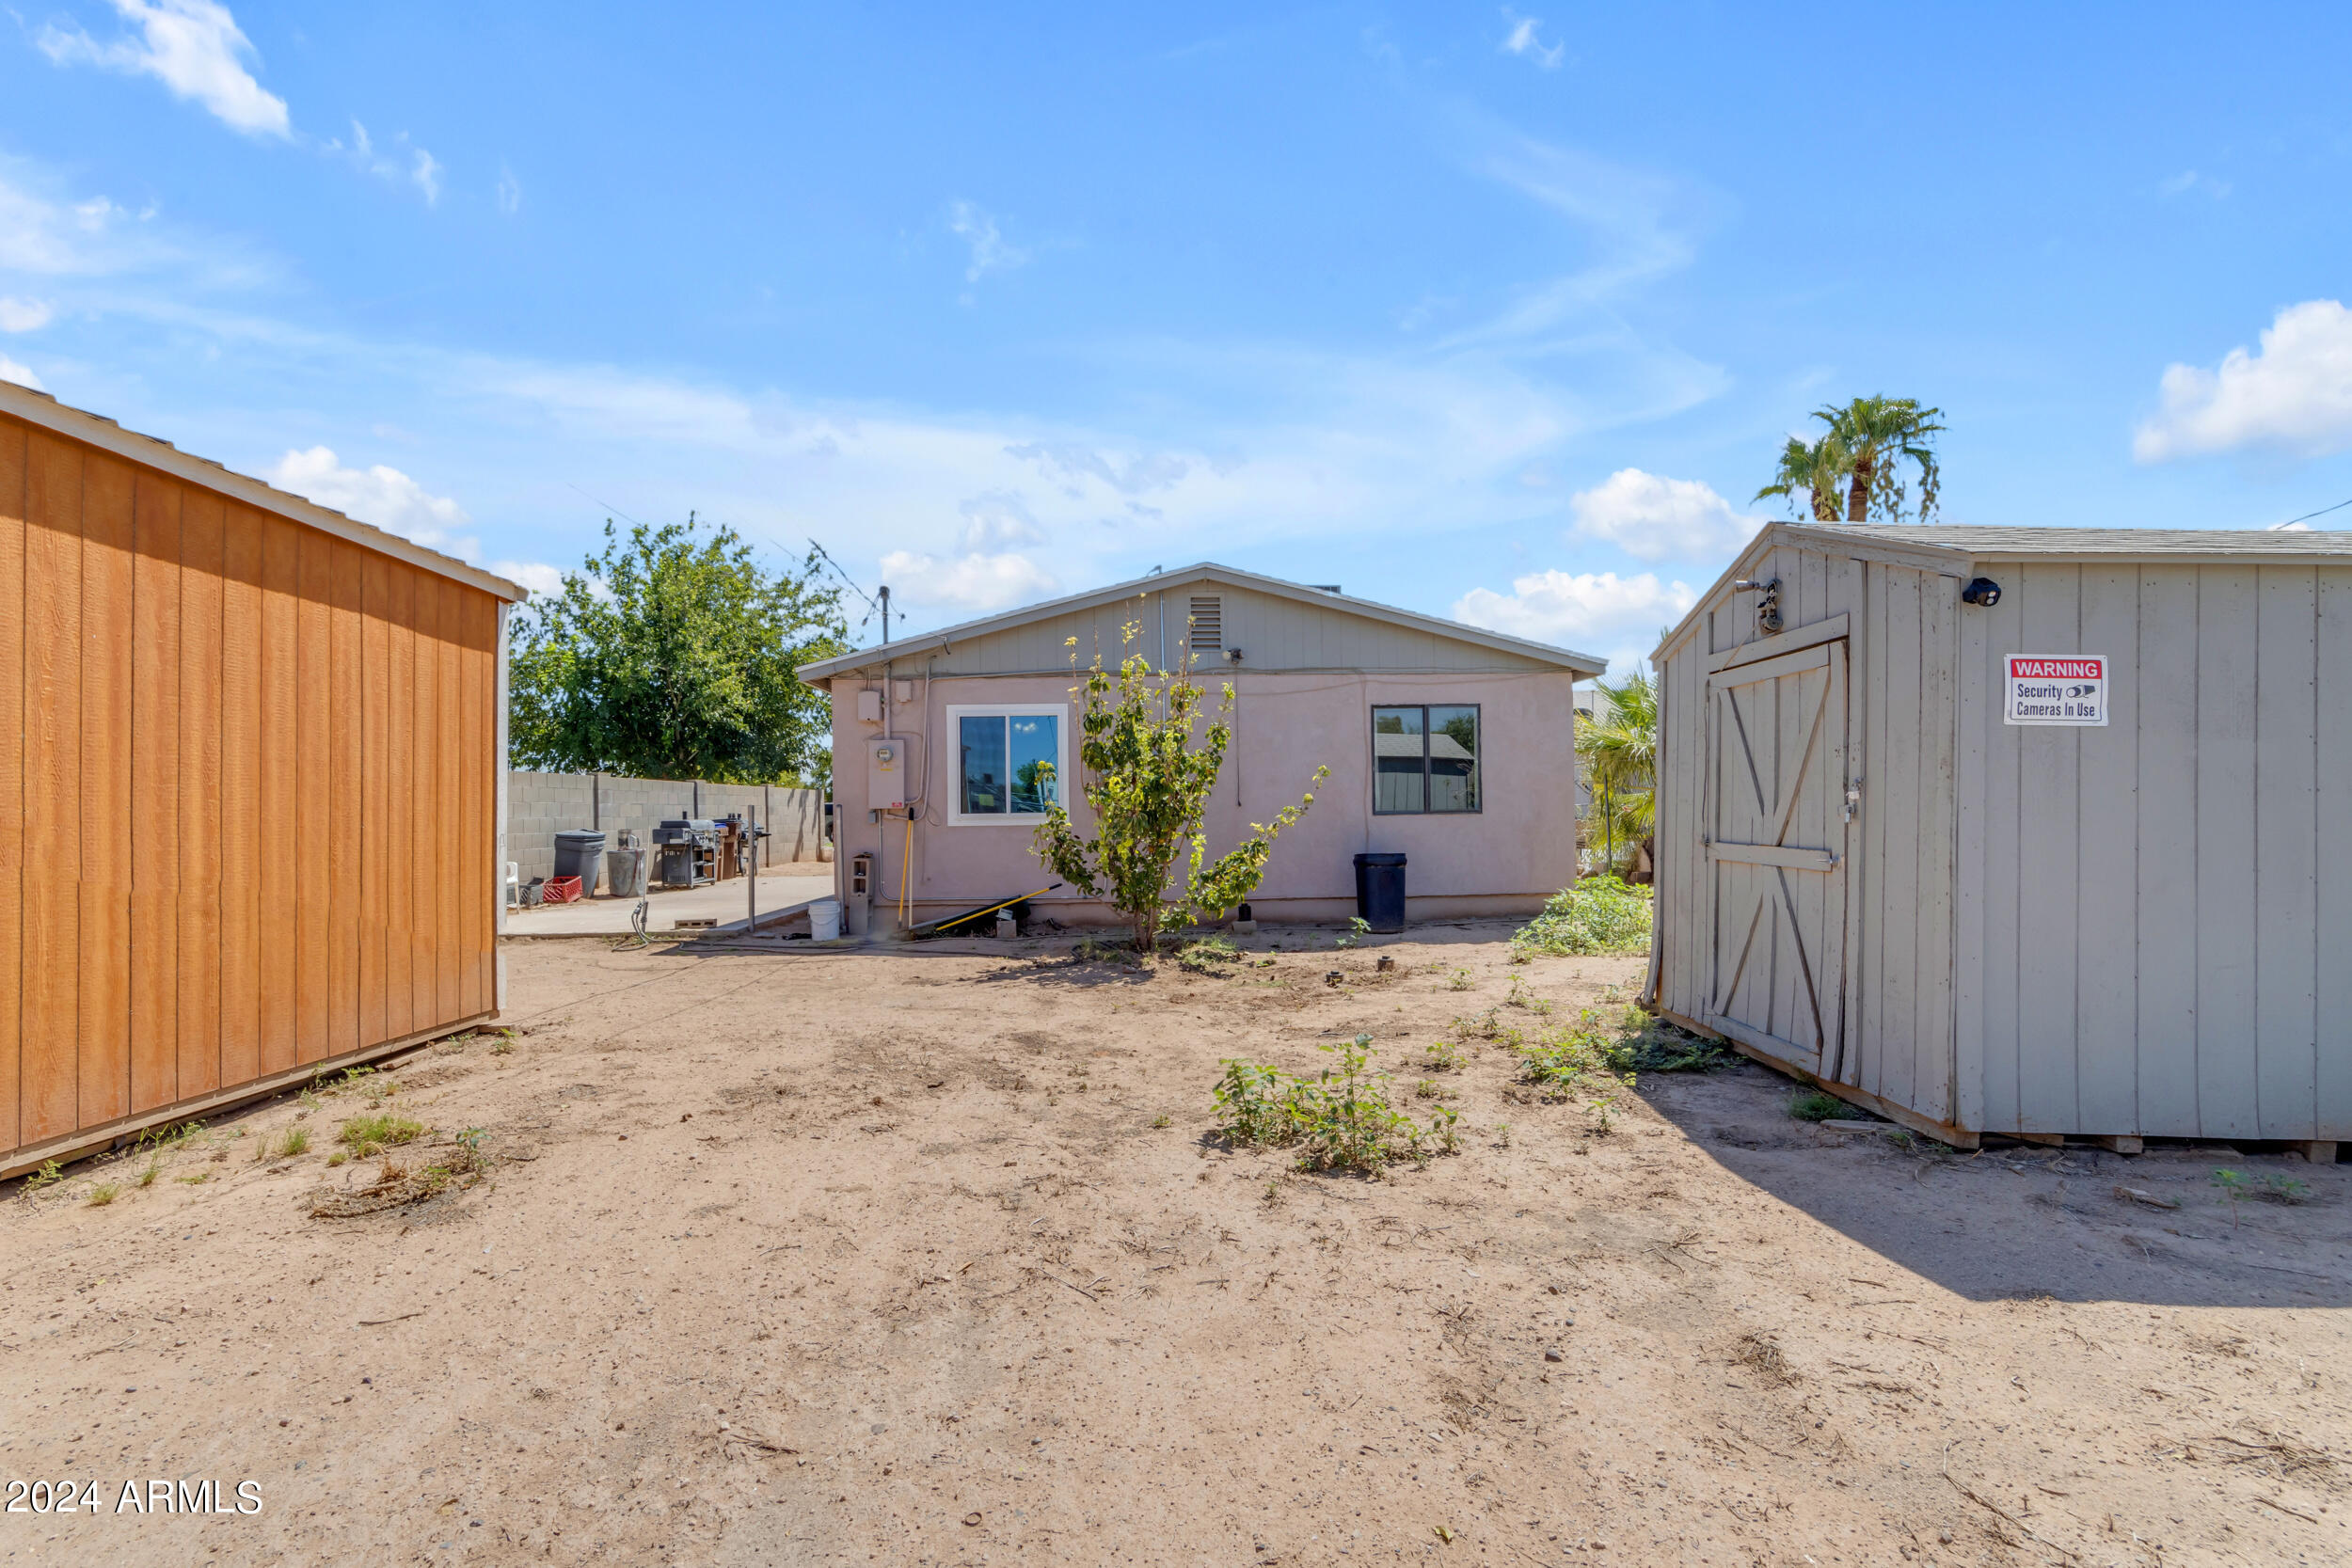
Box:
left=1830, top=523, right=2352, bottom=560
left=0, top=381, right=529, bottom=601
left=797, top=560, right=1605, bottom=683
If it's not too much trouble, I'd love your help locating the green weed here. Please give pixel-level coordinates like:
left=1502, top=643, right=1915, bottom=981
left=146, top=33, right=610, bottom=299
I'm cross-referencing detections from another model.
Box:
left=326, top=1150, right=348, bottom=1167
left=1176, top=935, right=1240, bottom=974
left=1334, top=917, right=1371, bottom=950
left=24, top=1159, right=64, bottom=1194
left=1150, top=1113, right=1172, bottom=1129
left=339, top=1113, right=425, bottom=1159
left=1788, top=1091, right=1846, bottom=1122
left=175, top=1172, right=211, bottom=1185
left=1510, top=877, right=1653, bottom=958
left=2212, top=1168, right=2249, bottom=1228
left=87, top=1182, right=120, bottom=1207
left=1422, top=1038, right=1464, bottom=1072
left=2260, top=1174, right=2312, bottom=1206
left=1444, top=968, right=1472, bottom=991
left=276, top=1127, right=310, bottom=1159
left=136, top=1155, right=163, bottom=1188
left=1211, top=1036, right=1433, bottom=1175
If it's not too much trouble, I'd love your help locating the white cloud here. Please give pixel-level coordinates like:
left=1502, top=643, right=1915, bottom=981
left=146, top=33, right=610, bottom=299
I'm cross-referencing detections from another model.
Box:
left=2135, top=300, right=2352, bottom=462
left=265, top=446, right=478, bottom=557
left=39, top=0, right=290, bottom=138
left=947, top=200, right=1027, bottom=285
left=956, top=491, right=1045, bottom=552
left=1453, top=569, right=1696, bottom=667
left=1567, top=467, right=1764, bottom=562
left=1005, top=441, right=1189, bottom=497
left=328, top=121, right=443, bottom=205
left=497, top=165, right=522, bottom=215
left=0, top=356, right=45, bottom=392
left=878, top=549, right=1058, bottom=614
left=488, top=560, right=566, bottom=597
left=0, top=298, right=54, bottom=333
left=1500, top=10, right=1565, bottom=69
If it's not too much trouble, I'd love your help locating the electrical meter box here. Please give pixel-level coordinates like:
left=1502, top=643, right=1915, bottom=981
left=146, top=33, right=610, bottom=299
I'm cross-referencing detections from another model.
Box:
left=866, top=736, right=908, bottom=810
left=855, top=689, right=883, bottom=724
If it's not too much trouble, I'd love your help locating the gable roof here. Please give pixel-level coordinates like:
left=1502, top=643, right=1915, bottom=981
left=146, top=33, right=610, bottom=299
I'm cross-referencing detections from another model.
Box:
left=0, top=381, right=529, bottom=602
left=798, top=561, right=1605, bottom=682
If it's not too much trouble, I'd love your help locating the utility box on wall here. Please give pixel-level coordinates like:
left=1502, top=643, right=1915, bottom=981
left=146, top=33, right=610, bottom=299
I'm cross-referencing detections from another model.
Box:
left=1647, top=522, right=2352, bottom=1153
left=866, top=736, right=908, bottom=811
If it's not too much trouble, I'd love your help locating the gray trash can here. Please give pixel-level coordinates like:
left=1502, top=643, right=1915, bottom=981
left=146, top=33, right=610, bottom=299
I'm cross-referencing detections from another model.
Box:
left=605, top=847, right=647, bottom=898
left=1353, top=852, right=1406, bottom=933
left=553, top=830, right=608, bottom=893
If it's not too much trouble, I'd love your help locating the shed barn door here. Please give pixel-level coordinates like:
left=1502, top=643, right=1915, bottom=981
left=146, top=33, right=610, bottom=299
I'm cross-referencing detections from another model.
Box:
left=1705, top=641, right=1849, bottom=1072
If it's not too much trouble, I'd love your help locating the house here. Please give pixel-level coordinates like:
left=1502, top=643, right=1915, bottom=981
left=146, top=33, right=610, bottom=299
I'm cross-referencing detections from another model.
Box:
left=0, top=383, right=525, bottom=1180
left=1646, top=521, right=2351, bottom=1156
left=798, top=562, right=1604, bottom=931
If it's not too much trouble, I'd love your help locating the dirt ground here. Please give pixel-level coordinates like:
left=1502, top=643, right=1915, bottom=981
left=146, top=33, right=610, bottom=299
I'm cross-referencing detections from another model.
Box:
left=2, top=928, right=2347, bottom=1568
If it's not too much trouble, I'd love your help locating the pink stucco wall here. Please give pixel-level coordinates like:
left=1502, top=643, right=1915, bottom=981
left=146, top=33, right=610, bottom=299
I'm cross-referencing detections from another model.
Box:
left=827, top=667, right=1579, bottom=927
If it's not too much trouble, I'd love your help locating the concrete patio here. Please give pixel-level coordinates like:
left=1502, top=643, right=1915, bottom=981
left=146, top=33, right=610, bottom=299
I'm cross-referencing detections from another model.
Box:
left=501, top=863, right=835, bottom=935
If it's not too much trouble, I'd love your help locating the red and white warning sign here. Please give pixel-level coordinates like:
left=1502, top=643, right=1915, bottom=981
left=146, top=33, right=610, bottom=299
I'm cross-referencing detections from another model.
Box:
left=2004, top=655, right=2108, bottom=726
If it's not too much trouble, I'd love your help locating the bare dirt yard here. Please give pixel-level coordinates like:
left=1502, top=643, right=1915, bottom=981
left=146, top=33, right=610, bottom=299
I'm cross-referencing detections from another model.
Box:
left=3, top=927, right=2348, bottom=1568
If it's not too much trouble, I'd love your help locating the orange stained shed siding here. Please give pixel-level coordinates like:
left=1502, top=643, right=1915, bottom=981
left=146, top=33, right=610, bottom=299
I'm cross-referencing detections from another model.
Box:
left=177, top=490, right=224, bottom=1098
left=0, top=423, right=23, bottom=1153
left=78, top=451, right=134, bottom=1129
left=23, top=431, right=83, bottom=1145
left=129, top=468, right=182, bottom=1115
left=0, top=408, right=511, bottom=1168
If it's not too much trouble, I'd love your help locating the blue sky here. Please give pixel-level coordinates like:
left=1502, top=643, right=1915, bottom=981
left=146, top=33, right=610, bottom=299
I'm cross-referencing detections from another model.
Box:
left=6, top=2, right=2352, bottom=674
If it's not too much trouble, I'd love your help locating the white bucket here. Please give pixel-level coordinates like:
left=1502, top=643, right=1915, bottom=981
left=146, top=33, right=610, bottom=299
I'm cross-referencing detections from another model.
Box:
left=809, top=899, right=843, bottom=942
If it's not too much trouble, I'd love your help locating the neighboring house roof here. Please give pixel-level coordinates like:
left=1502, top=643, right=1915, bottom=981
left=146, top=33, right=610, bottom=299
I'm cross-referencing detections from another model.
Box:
left=798, top=561, right=1604, bottom=682
left=0, top=381, right=530, bottom=602
left=1374, top=732, right=1474, bottom=762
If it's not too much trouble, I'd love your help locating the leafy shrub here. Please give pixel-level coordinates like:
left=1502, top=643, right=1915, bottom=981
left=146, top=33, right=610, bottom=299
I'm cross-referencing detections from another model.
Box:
left=1212, top=1036, right=1449, bottom=1175
left=1510, top=877, right=1653, bottom=958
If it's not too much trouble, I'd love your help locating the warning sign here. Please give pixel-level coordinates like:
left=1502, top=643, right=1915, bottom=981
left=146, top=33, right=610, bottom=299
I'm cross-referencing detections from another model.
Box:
left=2004, top=655, right=2108, bottom=726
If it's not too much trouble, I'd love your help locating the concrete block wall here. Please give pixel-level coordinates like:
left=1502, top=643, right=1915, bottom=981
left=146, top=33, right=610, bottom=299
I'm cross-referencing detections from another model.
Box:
left=506, top=770, right=829, bottom=890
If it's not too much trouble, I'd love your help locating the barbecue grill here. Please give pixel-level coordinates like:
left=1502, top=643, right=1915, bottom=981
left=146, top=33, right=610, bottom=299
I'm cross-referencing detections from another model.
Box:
left=653, top=818, right=719, bottom=888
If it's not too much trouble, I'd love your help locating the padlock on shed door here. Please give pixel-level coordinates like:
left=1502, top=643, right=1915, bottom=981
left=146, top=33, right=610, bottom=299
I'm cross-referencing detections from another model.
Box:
left=867, top=736, right=908, bottom=810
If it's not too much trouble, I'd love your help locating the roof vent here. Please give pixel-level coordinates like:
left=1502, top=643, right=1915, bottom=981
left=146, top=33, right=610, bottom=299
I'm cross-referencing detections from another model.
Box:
left=1309, top=584, right=1342, bottom=594
left=1187, top=594, right=1223, bottom=656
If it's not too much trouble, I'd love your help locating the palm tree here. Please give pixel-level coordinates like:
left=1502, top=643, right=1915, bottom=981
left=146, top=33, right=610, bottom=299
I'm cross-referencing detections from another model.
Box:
left=1818, top=395, right=1944, bottom=523
left=1755, top=432, right=1850, bottom=522
left=1578, top=673, right=1658, bottom=879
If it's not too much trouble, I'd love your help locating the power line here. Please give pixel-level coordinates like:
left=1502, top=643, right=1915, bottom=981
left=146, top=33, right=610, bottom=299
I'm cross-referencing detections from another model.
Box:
left=2273, top=495, right=2352, bottom=529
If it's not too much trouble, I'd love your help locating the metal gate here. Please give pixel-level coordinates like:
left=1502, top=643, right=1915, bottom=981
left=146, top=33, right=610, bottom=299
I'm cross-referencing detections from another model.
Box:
left=1705, top=640, right=1849, bottom=1073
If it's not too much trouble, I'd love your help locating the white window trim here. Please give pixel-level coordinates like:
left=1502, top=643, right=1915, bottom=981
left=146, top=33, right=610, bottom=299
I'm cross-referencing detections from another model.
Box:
left=946, top=703, right=1071, bottom=826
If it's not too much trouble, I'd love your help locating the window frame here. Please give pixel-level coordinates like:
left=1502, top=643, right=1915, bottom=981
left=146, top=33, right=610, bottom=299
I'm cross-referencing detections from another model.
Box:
left=946, top=703, right=1072, bottom=827
left=1370, top=702, right=1484, bottom=816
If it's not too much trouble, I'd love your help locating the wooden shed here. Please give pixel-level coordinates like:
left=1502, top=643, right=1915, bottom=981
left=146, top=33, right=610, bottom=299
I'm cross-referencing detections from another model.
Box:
left=1645, top=523, right=2350, bottom=1157
left=0, top=384, right=524, bottom=1179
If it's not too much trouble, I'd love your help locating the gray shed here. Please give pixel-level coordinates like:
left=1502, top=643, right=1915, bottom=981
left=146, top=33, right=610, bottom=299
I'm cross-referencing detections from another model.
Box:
left=1645, top=523, right=2352, bottom=1157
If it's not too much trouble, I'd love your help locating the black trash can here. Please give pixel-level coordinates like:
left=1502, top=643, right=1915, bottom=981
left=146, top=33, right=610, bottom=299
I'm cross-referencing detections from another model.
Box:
left=1353, top=852, right=1406, bottom=933
left=553, top=830, right=608, bottom=893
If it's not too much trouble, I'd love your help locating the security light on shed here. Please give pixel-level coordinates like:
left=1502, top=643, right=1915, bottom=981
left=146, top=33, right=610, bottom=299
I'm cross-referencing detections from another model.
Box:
left=1961, top=577, right=2001, bottom=607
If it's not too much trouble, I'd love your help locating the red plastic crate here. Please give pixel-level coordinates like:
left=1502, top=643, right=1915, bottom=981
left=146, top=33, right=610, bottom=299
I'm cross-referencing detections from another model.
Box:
left=541, top=875, right=585, bottom=905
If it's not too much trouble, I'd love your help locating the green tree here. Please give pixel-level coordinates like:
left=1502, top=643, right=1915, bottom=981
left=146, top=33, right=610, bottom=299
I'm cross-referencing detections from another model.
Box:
left=1755, top=432, right=1850, bottom=521
left=509, top=515, right=848, bottom=784
left=1032, top=614, right=1327, bottom=952
left=1578, top=672, right=1658, bottom=878
left=1757, top=397, right=1945, bottom=524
